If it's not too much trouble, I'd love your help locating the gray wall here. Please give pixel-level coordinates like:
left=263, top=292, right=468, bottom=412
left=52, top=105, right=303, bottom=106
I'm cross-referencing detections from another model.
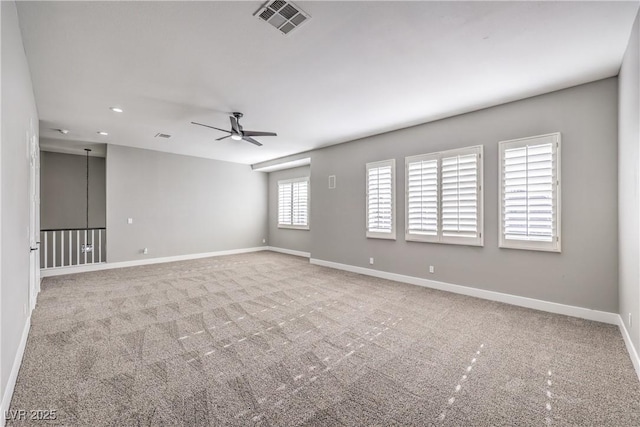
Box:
left=40, top=151, right=106, bottom=229
left=1, top=0, right=39, bottom=406
left=619, top=11, right=640, bottom=353
left=309, top=78, right=619, bottom=313
left=106, top=145, right=268, bottom=262
left=268, top=165, right=311, bottom=253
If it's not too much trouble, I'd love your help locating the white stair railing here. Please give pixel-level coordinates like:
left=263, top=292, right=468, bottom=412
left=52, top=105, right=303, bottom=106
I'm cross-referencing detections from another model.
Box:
left=41, top=228, right=106, bottom=269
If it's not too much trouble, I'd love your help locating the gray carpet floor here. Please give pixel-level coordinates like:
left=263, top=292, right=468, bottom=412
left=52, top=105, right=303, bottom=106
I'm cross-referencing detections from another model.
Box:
left=8, top=251, right=640, bottom=426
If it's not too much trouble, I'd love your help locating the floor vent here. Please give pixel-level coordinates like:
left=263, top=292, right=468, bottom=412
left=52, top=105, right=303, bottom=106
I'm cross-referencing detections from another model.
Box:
left=255, top=1, right=310, bottom=36
left=155, top=133, right=172, bottom=139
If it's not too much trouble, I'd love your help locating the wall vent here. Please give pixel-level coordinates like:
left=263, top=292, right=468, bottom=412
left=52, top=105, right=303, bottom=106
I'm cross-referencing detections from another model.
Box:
left=255, top=1, right=310, bottom=36
left=155, top=133, right=171, bottom=139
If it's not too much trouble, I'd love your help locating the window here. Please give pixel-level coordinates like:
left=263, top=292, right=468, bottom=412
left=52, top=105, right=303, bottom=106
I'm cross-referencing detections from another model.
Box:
left=405, top=146, right=483, bottom=246
left=366, top=159, right=396, bottom=239
left=278, top=177, right=309, bottom=229
left=499, top=133, right=561, bottom=252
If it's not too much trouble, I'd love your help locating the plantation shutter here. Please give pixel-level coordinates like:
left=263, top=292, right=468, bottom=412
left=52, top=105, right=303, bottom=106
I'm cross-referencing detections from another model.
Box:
left=406, top=158, right=438, bottom=238
left=278, top=177, right=309, bottom=229
left=500, top=133, right=560, bottom=252
left=292, top=180, right=308, bottom=226
left=278, top=182, right=292, bottom=225
left=405, top=146, right=483, bottom=246
left=366, top=159, right=396, bottom=239
left=441, top=151, right=480, bottom=240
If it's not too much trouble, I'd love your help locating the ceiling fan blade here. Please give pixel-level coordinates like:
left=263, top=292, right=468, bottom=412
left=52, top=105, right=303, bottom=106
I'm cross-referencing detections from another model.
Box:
left=230, top=116, right=240, bottom=133
left=241, top=131, right=277, bottom=137
left=191, top=122, right=231, bottom=134
left=242, top=136, right=263, bottom=146
left=216, top=135, right=231, bottom=141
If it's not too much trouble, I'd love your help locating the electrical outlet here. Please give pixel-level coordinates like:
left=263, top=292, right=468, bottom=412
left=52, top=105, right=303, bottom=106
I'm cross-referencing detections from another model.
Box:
left=127, top=218, right=133, bottom=224
left=143, top=247, right=148, bottom=255
left=630, top=313, right=633, bottom=328
left=429, top=265, right=435, bottom=274
left=369, top=257, right=374, bottom=265
left=262, top=238, right=266, bottom=244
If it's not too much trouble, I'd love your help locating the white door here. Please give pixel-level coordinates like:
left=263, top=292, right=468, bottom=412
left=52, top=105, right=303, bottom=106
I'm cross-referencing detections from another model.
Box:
left=28, top=120, right=40, bottom=311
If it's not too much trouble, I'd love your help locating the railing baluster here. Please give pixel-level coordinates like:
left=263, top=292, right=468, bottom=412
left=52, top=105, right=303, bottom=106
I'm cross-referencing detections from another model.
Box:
left=84, top=230, right=87, bottom=265
left=77, top=230, right=80, bottom=265
left=53, top=231, right=57, bottom=268
left=61, top=230, right=65, bottom=266
left=91, top=229, right=95, bottom=263
left=69, top=230, right=72, bottom=267
left=44, top=232, right=48, bottom=269
left=98, top=229, right=102, bottom=263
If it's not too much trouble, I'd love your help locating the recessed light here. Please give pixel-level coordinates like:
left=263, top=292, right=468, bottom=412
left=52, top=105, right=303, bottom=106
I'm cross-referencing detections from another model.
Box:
left=57, top=129, right=69, bottom=135
left=97, top=131, right=109, bottom=136
left=110, top=107, right=123, bottom=113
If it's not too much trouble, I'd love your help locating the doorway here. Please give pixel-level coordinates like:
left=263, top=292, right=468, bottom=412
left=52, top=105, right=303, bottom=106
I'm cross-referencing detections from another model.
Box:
left=28, top=120, right=40, bottom=310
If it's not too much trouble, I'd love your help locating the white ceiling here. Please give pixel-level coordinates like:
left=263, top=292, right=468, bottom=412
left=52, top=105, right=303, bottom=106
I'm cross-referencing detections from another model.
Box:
left=16, top=1, right=639, bottom=165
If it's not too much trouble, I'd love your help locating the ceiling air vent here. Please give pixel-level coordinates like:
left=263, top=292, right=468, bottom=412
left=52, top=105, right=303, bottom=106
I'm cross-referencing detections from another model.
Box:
left=154, top=133, right=171, bottom=139
left=255, top=1, right=310, bottom=36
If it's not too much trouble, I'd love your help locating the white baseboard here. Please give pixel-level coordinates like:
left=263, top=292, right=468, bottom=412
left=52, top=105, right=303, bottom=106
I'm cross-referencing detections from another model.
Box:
left=41, top=246, right=268, bottom=277
left=309, top=258, right=619, bottom=325
left=0, top=316, right=31, bottom=427
left=267, top=247, right=310, bottom=258
left=618, top=315, right=640, bottom=381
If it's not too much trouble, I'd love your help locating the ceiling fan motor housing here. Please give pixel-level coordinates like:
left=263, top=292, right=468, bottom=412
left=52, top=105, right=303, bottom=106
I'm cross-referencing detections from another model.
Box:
left=190, top=112, right=276, bottom=146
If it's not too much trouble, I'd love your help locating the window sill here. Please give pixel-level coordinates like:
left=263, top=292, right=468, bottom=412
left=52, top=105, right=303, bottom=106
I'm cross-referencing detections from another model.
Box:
left=278, top=225, right=310, bottom=231
left=499, top=242, right=561, bottom=253
left=366, top=232, right=397, bottom=240
left=406, top=235, right=483, bottom=247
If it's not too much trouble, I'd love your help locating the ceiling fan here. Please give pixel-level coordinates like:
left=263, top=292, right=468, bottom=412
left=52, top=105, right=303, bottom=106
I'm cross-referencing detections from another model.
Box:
left=191, top=112, right=276, bottom=146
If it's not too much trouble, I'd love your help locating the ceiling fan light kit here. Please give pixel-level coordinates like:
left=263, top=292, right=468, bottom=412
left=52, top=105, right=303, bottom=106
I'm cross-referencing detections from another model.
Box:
left=191, top=112, right=277, bottom=147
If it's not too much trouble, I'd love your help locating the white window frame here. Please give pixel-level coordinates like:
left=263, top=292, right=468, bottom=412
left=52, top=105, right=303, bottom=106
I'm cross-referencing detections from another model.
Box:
left=499, top=133, right=561, bottom=252
left=277, top=177, right=309, bottom=230
left=405, top=145, right=484, bottom=246
left=366, top=159, right=396, bottom=240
